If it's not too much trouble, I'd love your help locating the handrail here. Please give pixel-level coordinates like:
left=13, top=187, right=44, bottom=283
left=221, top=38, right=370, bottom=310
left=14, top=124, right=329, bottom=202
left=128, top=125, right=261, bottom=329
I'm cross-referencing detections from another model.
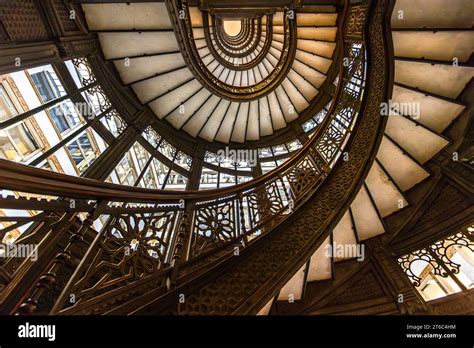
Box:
left=166, top=0, right=298, bottom=101
left=204, top=15, right=272, bottom=70
left=0, top=7, right=346, bottom=206
left=0, top=0, right=380, bottom=316
left=213, top=17, right=259, bottom=53
left=130, top=0, right=391, bottom=316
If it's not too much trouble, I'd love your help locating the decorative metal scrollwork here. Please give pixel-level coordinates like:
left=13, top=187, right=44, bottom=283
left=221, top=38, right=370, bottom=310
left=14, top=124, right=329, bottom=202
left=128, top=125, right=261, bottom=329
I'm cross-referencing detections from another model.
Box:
left=72, top=57, right=97, bottom=86
left=398, top=231, right=474, bottom=288
left=431, top=232, right=474, bottom=275
left=398, top=249, right=446, bottom=287
left=191, top=200, right=238, bottom=257
left=346, top=5, right=368, bottom=39
left=288, top=157, right=320, bottom=198
left=101, top=212, right=177, bottom=276
left=166, top=0, right=298, bottom=101
left=246, top=181, right=285, bottom=227
left=84, top=85, right=112, bottom=113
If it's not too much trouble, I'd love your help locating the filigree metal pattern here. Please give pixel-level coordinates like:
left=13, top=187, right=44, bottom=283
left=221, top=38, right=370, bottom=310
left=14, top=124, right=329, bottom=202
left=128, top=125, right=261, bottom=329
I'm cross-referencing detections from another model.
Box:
left=72, top=57, right=97, bottom=86
left=191, top=200, right=238, bottom=257
left=288, top=157, right=320, bottom=199
left=50, top=210, right=179, bottom=313
left=0, top=0, right=388, bottom=316
left=431, top=232, right=474, bottom=275
left=397, top=249, right=445, bottom=287
left=166, top=0, right=298, bottom=101
left=246, top=181, right=285, bottom=228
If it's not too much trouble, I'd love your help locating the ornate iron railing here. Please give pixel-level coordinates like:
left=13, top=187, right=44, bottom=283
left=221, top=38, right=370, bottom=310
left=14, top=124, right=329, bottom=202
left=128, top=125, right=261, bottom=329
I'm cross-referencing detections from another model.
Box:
left=204, top=15, right=273, bottom=71
left=0, top=0, right=380, bottom=315
left=167, top=0, right=298, bottom=101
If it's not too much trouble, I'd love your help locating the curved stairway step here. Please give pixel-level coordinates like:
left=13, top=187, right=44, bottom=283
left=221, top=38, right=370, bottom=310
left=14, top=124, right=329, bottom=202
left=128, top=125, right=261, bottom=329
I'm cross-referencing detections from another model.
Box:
left=392, top=84, right=465, bottom=132
left=82, top=3, right=173, bottom=30
left=394, top=60, right=474, bottom=99
left=392, top=31, right=473, bottom=62
left=391, top=0, right=473, bottom=29
left=332, top=211, right=358, bottom=261
left=365, top=161, right=408, bottom=218
left=98, top=32, right=180, bottom=60
left=385, top=113, right=449, bottom=164
left=376, top=135, right=430, bottom=191
left=351, top=186, right=385, bottom=241
left=114, top=53, right=186, bottom=85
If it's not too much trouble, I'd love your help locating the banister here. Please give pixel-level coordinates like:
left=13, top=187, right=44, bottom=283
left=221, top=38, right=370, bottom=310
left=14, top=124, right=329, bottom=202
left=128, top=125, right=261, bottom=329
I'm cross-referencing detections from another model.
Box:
left=166, top=0, right=299, bottom=101
left=0, top=0, right=386, bottom=316
left=0, top=3, right=346, bottom=205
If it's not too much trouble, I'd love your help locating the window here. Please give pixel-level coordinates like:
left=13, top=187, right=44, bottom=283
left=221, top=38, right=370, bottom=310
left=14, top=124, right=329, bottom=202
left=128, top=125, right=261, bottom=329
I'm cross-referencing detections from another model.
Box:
left=101, top=110, right=125, bottom=137
left=199, top=168, right=218, bottom=189
left=114, top=152, right=138, bottom=186
left=0, top=84, right=18, bottom=121
left=30, top=67, right=83, bottom=134
left=398, top=226, right=474, bottom=302
left=166, top=170, right=187, bottom=190
left=1, top=59, right=111, bottom=177
left=157, top=139, right=177, bottom=159
left=30, top=69, right=65, bottom=103
left=48, top=101, right=81, bottom=134
left=66, top=133, right=97, bottom=174
left=132, top=143, right=150, bottom=171
left=66, top=58, right=96, bottom=88
left=150, top=159, right=169, bottom=188
left=0, top=85, right=40, bottom=162
left=175, top=151, right=192, bottom=171
left=140, top=165, right=159, bottom=189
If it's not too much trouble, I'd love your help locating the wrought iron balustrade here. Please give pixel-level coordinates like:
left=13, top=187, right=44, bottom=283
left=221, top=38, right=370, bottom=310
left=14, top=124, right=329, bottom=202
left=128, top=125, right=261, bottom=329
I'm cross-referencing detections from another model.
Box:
left=167, top=0, right=298, bottom=101
left=0, top=0, right=374, bottom=315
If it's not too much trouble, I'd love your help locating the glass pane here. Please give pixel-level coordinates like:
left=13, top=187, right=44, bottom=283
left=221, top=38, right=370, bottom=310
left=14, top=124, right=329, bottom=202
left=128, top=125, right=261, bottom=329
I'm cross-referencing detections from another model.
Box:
left=199, top=168, right=218, bottom=190
left=175, top=151, right=192, bottom=171
left=139, top=166, right=158, bottom=189
left=0, top=85, right=19, bottom=122
left=0, top=130, right=17, bottom=160
left=261, top=161, right=276, bottom=174
left=9, top=124, right=38, bottom=156
left=49, top=105, right=69, bottom=133
left=142, top=127, right=161, bottom=147
left=30, top=68, right=65, bottom=103
left=151, top=159, right=169, bottom=188
left=67, top=140, right=84, bottom=165
left=157, top=139, right=177, bottom=159
left=132, top=143, right=150, bottom=171
left=78, top=134, right=94, bottom=158
left=272, top=144, right=287, bottom=156
left=63, top=100, right=81, bottom=126
left=68, top=58, right=97, bottom=88
left=101, top=110, right=125, bottom=137
left=0, top=124, right=38, bottom=162
left=166, top=170, right=187, bottom=190
left=115, top=153, right=138, bottom=186
left=220, top=172, right=236, bottom=187
left=451, top=246, right=474, bottom=289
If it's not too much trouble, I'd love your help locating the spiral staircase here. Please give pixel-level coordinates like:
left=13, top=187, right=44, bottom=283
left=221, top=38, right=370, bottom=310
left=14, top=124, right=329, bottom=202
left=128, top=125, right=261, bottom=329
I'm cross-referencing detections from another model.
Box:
left=271, top=0, right=474, bottom=314
left=82, top=1, right=339, bottom=143
left=0, top=0, right=472, bottom=316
